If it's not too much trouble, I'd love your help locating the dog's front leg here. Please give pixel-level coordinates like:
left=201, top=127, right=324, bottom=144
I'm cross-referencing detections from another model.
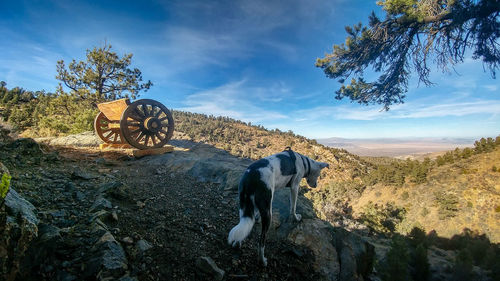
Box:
left=290, top=183, right=302, bottom=222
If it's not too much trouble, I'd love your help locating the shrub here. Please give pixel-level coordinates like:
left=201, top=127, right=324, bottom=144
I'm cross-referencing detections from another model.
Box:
left=1, top=173, right=11, bottom=200
left=434, top=191, right=459, bottom=220
left=401, top=191, right=410, bottom=200
left=359, top=202, right=406, bottom=233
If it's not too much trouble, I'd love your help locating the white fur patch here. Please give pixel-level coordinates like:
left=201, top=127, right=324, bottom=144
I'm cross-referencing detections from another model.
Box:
left=228, top=216, right=255, bottom=247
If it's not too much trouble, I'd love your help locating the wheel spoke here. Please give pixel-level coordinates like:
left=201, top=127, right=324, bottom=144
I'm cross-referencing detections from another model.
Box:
left=127, top=121, right=141, bottom=127
left=144, top=135, right=150, bottom=146
left=154, top=108, right=163, bottom=118
left=155, top=132, right=165, bottom=141
left=135, top=132, right=145, bottom=142
left=128, top=114, right=142, bottom=121
left=151, top=135, right=157, bottom=145
left=104, top=131, right=114, bottom=140
left=143, top=104, right=150, bottom=116
left=113, top=133, right=118, bottom=143
left=130, top=128, right=141, bottom=135
left=160, top=129, right=169, bottom=135
left=134, top=107, right=145, bottom=118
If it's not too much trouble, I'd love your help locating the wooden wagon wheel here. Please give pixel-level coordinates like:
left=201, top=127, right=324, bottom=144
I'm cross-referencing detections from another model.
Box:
left=119, top=99, right=175, bottom=149
left=94, top=112, right=125, bottom=144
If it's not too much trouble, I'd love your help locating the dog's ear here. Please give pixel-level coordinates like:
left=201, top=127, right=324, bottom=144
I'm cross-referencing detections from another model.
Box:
left=319, top=162, right=329, bottom=169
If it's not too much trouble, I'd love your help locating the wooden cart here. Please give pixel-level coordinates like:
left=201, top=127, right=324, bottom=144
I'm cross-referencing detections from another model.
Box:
left=94, top=98, right=174, bottom=150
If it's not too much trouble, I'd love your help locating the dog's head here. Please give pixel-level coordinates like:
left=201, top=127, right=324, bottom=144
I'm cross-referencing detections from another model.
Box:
left=306, top=160, right=329, bottom=188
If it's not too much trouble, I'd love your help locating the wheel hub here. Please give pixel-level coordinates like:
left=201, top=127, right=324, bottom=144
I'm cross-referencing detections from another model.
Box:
left=144, top=117, right=162, bottom=133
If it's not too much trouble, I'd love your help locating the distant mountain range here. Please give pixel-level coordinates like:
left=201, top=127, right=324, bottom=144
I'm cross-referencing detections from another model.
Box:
left=316, top=137, right=476, bottom=158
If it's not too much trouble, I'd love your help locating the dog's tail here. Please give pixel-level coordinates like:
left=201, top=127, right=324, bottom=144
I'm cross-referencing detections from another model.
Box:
left=228, top=213, right=255, bottom=247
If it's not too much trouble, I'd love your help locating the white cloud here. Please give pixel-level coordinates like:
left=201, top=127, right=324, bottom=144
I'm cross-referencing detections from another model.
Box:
left=393, top=101, right=500, bottom=118
left=292, top=105, right=386, bottom=121
left=483, top=85, right=498, bottom=91
left=291, top=100, right=500, bottom=122
left=179, top=79, right=289, bottom=123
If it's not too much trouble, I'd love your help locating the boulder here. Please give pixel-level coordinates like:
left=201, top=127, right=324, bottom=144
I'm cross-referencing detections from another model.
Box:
left=0, top=187, right=39, bottom=281
left=143, top=143, right=251, bottom=191
left=38, top=131, right=103, bottom=147
left=272, top=188, right=375, bottom=281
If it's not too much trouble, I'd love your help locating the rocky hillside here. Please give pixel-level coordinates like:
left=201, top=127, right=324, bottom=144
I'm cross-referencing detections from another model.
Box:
left=351, top=146, right=500, bottom=241
left=1, top=129, right=378, bottom=281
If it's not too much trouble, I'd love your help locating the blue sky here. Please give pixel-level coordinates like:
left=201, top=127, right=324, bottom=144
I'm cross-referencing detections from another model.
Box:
left=1, top=0, right=499, bottom=139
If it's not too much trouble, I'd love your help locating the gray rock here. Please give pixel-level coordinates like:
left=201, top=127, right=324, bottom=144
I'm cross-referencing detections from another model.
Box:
left=97, top=181, right=123, bottom=194
left=39, top=131, right=103, bottom=147
left=1, top=188, right=39, bottom=280
left=74, top=190, right=85, bottom=201
left=87, top=231, right=128, bottom=279
left=272, top=187, right=374, bottom=281
left=142, top=143, right=251, bottom=191
left=195, top=256, right=225, bottom=281
left=122, top=236, right=134, bottom=244
left=90, top=218, right=109, bottom=236
left=335, top=228, right=375, bottom=281
left=71, top=168, right=98, bottom=180
left=4, top=188, right=39, bottom=228
left=284, top=219, right=340, bottom=280
left=136, top=239, right=153, bottom=253
left=90, top=210, right=111, bottom=222
left=95, top=158, right=107, bottom=165
left=89, top=197, right=112, bottom=212
left=49, top=209, right=67, bottom=219
left=97, top=181, right=127, bottom=199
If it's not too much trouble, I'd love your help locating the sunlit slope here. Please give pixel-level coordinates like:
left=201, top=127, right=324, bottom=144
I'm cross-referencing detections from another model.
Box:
left=352, top=146, right=500, bottom=242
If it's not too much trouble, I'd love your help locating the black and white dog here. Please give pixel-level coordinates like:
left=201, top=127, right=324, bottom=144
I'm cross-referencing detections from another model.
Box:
left=228, top=147, right=329, bottom=266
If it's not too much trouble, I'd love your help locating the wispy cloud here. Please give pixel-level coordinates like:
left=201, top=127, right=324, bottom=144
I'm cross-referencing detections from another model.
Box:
left=292, top=100, right=500, bottom=122
left=179, top=79, right=289, bottom=123
left=483, top=84, right=498, bottom=91
left=394, top=101, right=500, bottom=118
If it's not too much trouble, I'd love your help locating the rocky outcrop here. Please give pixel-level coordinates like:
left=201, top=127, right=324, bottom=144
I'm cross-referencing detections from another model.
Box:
left=36, top=131, right=103, bottom=147
left=271, top=189, right=375, bottom=281
left=0, top=162, right=39, bottom=281
left=144, top=143, right=252, bottom=191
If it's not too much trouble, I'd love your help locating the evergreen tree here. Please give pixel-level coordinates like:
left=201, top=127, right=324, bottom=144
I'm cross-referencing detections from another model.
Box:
left=379, top=235, right=412, bottom=281
left=316, top=0, right=500, bottom=109
left=56, top=43, right=152, bottom=105
left=412, top=243, right=430, bottom=281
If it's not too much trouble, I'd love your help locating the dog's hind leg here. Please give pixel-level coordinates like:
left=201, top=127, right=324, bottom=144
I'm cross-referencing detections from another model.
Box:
left=255, top=186, right=272, bottom=267
left=289, top=183, right=302, bottom=222
left=257, top=208, right=271, bottom=267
